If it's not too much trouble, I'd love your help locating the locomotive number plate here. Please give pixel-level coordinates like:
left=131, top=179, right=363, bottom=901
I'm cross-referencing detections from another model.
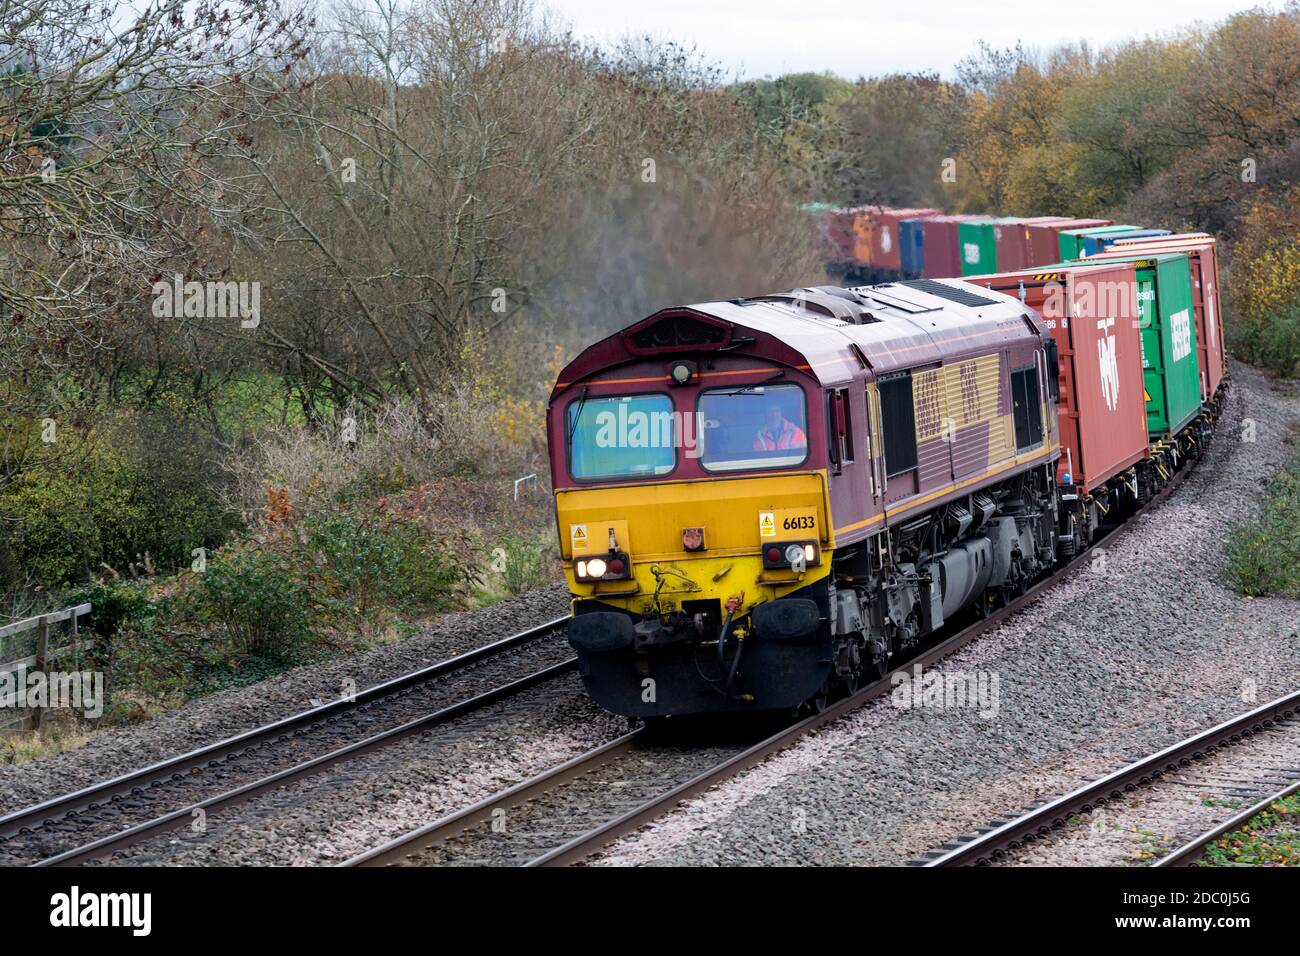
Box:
left=762, top=508, right=818, bottom=538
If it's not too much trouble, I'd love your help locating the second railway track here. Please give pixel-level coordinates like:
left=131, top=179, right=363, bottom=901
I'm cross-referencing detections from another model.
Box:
left=0, top=616, right=574, bottom=866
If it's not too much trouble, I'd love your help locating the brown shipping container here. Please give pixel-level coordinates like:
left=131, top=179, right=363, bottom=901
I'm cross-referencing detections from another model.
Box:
left=1087, top=235, right=1227, bottom=401
left=871, top=207, right=942, bottom=271
left=992, top=218, right=1033, bottom=272
left=1025, top=218, right=1112, bottom=266
left=968, top=263, right=1148, bottom=494
left=920, top=214, right=983, bottom=278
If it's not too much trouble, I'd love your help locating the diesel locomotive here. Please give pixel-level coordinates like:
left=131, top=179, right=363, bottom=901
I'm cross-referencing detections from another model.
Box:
left=548, top=279, right=1069, bottom=718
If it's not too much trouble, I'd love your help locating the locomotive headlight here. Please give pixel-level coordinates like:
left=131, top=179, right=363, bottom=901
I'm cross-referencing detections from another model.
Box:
left=670, top=362, right=693, bottom=384
left=585, top=557, right=608, bottom=579
left=803, top=544, right=817, bottom=563
left=784, top=544, right=805, bottom=565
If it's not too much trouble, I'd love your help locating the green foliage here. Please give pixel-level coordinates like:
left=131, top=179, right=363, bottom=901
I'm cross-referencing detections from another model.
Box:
left=189, top=543, right=313, bottom=658
left=64, top=580, right=157, bottom=640
left=490, top=530, right=558, bottom=598
left=1227, top=461, right=1300, bottom=599
left=0, top=410, right=238, bottom=589
left=1199, top=793, right=1300, bottom=866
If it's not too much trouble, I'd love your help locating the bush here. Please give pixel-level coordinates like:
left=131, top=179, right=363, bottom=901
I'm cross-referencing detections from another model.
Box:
left=0, top=410, right=239, bottom=589
left=1225, top=187, right=1300, bottom=377
left=1227, top=463, right=1300, bottom=598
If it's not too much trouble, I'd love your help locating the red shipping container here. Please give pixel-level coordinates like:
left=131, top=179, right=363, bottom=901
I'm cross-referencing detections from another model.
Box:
left=1087, top=234, right=1226, bottom=401
left=870, top=207, right=942, bottom=271
left=992, top=218, right=1033, bottom=272
left=920, top=214, right=984, bottom=278
left=967, top=263, right=1148, bottom=494
left=1025, top=217, right=1112, bottom=266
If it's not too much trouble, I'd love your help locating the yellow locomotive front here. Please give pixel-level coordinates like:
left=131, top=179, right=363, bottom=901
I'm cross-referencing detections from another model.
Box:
left=548, top=307, right=844, bottom=717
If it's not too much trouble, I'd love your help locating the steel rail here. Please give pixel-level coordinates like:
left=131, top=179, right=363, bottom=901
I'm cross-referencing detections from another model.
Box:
left=1153, top=778, right=1300, bottom=868
left=39, top=657, right=577, bottom=866
left=0, top=615, right=569, bottom=845
left=342, top=731, right=644, bottom=867
left=924, top=688, right=1300, bottom=866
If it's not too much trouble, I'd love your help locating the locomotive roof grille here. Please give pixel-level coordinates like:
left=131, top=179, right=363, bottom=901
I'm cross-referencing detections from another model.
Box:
left=897, top=278, right=1001, bottom=308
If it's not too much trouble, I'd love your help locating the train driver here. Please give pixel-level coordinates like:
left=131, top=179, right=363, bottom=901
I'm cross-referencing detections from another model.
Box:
left=753, top=404, right=807, bottom=452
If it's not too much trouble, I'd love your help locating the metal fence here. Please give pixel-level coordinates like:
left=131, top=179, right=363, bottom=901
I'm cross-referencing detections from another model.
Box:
left=0, top=603, right=94, bottom=733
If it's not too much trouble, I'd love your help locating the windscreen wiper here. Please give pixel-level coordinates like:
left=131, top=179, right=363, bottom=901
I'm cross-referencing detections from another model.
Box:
left=717, top=370, right=785, bottom=396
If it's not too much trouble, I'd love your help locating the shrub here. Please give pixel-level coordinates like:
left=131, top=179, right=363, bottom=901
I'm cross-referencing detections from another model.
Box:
left=1227, top=463, right=1300, bottom=598
left=0, top=410, right=239, bottom=589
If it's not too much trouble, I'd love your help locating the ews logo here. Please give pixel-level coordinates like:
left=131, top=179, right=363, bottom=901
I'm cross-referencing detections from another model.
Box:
left=1097, top=317, right=1120, bottom=412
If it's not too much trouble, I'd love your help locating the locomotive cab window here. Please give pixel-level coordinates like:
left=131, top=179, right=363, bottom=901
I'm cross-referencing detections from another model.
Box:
left=878, top=373, right=917, bottom=478
left=567, top=394, right=676, bottom=480
left=697, top=383, right=808, bottom=473
left=1011, top=366, right=1044, bottom=451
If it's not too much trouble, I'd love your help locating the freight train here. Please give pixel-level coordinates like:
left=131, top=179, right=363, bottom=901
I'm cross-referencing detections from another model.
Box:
left=547, top=214, right=1228, bottom=720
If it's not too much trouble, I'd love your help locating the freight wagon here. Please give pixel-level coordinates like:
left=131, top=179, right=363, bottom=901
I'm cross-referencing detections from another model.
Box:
left=1091, top=234, right=1227, bottom=403
left=968, top=262, right=1148, bottom=556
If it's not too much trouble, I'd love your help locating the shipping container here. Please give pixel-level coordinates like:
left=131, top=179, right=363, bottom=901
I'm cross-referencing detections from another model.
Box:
left=1058, top=225, right=1138, bottom=260
left=899, top=212, right=946, bottom=277
left=1062, top=252, right=1201, bottom=437
left=1079, top=228, right=1171, bottom=257
left=920, top=214, right=984, bottom=278
left=991, top=218, right=1034, bottom=272
left=957, top=217, right=1001, bottom=274
left=872, top=207, right=942, bottom=271
left=967, top=263, right=1148, bottom=494
left=1026, top=218, right=1111, bottom=267
left=1086, top=235, right=1227, bottom=401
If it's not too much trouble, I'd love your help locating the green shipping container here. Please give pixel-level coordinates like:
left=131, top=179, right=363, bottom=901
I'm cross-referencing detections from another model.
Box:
left=958, top=218, right=999, bottom=275
left=1059, top=252, right=1201, bottom=437
left=1058, top=225, right=1138, bottom=261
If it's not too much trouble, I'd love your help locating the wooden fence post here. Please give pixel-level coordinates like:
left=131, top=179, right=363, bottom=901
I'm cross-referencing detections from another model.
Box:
left=33, top=615, right=48, bottom=731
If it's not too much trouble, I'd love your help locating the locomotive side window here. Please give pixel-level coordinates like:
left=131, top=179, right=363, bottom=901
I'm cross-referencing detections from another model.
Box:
left=697, top=383, right=808, bottom=473
left=1011, top=366, right=1044, bottom=450
left=878, top=374, right=917, bottom=477
left=566, top=394, right=676, bottom=480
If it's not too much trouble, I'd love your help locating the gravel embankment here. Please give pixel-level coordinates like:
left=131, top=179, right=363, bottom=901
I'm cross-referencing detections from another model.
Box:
left=591, top=362, right=1300, bottom=866
left=0, top=583, right=571, bottom=816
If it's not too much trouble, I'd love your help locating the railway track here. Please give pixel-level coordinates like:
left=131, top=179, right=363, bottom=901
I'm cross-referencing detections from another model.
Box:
left=348, top=436, right=1213, bottom=868
left=0, top=616, right=574, bottom=867
left=919, top=688, right=1300, bottom=867
left=1155, top=779, right=1300, bottom=867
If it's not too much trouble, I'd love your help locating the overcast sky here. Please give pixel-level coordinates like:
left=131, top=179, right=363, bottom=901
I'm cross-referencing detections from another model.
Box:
left=545, top=0, right=1280, bottom=80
